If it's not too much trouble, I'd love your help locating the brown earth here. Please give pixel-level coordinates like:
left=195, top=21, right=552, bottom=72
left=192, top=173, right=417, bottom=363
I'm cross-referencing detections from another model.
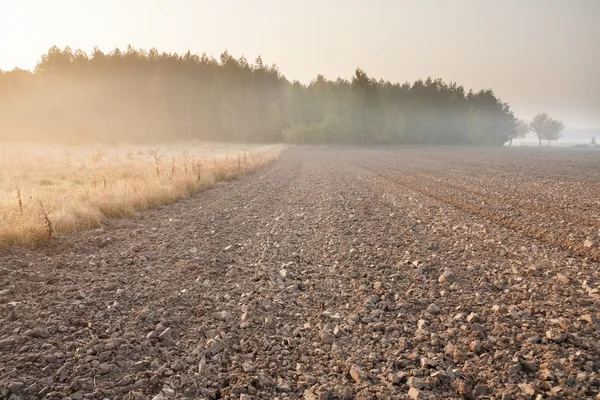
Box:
left=1, top=147, right=600, bottom=400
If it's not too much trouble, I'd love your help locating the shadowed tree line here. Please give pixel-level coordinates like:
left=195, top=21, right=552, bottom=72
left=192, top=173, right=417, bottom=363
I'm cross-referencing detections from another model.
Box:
left=0, top=46, right=520, bottom=145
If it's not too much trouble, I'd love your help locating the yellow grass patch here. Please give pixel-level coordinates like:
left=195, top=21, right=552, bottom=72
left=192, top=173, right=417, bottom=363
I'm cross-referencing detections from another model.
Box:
left=0, top=142, right=282, bottom=249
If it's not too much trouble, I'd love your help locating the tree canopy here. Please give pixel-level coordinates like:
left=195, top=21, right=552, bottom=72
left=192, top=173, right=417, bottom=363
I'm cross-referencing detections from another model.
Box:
left=0, top=46, right=519, bottom=145
left=530, top=113, right=565, bottom=147
left=506, top=119, right=530, bottom=146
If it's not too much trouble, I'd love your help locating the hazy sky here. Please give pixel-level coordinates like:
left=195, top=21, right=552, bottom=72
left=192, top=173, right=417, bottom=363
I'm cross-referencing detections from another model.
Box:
left=1, top=0, right=598, bottom=128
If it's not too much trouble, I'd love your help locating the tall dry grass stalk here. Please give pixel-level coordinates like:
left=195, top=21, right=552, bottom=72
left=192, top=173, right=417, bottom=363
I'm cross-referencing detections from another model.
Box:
left=0, top=143, right=282, bottom=249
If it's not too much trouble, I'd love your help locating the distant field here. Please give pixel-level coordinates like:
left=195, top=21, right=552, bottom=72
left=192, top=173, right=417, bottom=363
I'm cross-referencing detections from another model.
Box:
left=0, top=142, right=282, bottom=248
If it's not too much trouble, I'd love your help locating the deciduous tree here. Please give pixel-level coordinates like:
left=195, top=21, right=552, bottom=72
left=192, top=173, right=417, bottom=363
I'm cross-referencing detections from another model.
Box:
left=530, top=113, right=565, bottom=147
left=507, top=119, right=529, bottom=146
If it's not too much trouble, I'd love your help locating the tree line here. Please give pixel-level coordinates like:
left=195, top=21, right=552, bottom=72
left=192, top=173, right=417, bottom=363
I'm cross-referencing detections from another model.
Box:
left=0, top=46, right=556, bottom=146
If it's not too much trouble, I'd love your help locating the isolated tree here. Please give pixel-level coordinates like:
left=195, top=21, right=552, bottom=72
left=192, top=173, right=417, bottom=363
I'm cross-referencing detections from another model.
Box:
left=529, top=113, right=549, bottom=147
left=592, top=137, right=597, bottom=146
left=507, top=118, right=529, bottom=146
left=530, top=113, right=565, bottom=147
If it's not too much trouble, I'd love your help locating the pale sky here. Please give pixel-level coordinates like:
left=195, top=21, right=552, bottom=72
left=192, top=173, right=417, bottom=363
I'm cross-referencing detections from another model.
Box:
left=1, top=0, right=598, bottom=128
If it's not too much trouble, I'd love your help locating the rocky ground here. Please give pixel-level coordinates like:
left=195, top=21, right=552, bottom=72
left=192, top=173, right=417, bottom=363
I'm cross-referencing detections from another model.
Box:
left=1, top=147, right=599, bottom=400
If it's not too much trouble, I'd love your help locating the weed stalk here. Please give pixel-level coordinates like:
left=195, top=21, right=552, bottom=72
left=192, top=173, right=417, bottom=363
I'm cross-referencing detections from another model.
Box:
left=149, top=149, right=161, bottom=177
left=16, top=187, right=23, bottom=216
left=38, top=200, right=54, bottom=239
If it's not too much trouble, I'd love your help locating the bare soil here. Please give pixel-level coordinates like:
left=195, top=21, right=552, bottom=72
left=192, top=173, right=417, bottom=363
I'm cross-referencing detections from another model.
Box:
left=1, top=147, right=599, bottom=400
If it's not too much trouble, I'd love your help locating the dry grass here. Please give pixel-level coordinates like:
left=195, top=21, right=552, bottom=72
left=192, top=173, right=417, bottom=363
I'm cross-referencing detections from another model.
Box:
left=0, top=142, right=283, bottom=249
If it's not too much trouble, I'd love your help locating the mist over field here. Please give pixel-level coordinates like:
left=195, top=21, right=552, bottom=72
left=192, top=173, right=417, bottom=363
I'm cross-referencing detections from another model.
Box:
left=1, top=2, right=598, bottom=147
left=0, top=47, right=522, bottom=146
left=2, top=46, right=598, bottom=147
left=1, top=2, right=600, bottom=400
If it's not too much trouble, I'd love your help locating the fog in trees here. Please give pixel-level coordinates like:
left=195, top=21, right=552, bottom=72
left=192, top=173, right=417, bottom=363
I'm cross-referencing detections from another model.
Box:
left=507, top=119, right=530, bottom=146
left=529, top=113, right=566, bottom=147
left=0, top=46, right=522, bottom=145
